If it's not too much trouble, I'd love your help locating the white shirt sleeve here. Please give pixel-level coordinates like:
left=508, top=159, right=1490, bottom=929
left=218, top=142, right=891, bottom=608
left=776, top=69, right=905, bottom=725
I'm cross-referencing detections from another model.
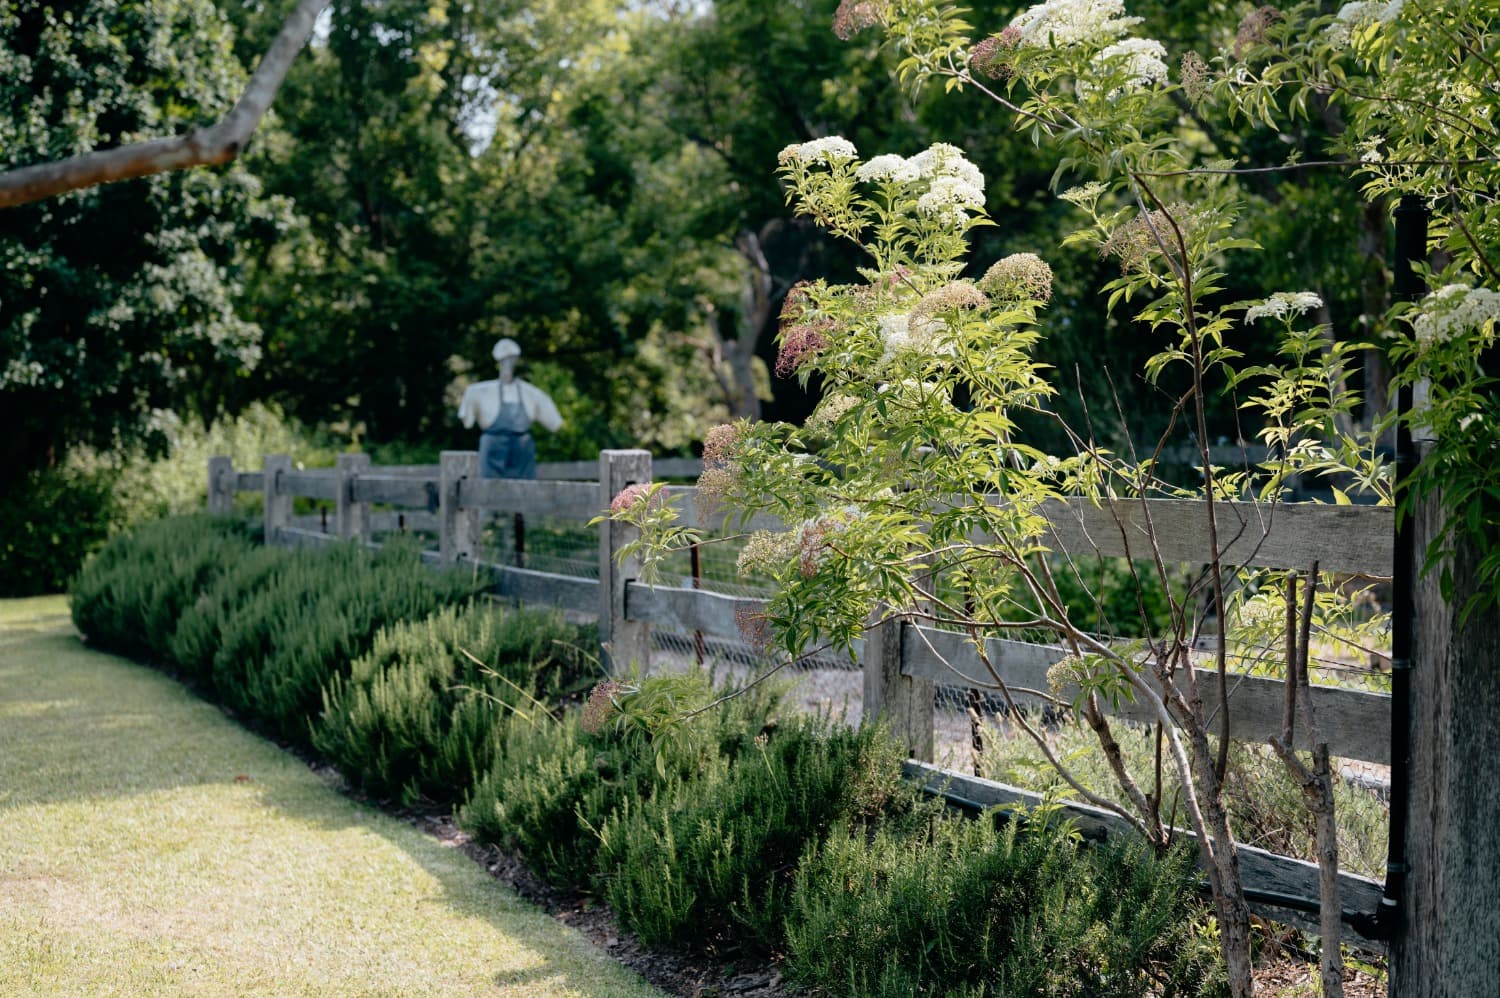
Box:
left=521, top=381, right=564, bottom=433
left=457, top=384, right=480, bottom=429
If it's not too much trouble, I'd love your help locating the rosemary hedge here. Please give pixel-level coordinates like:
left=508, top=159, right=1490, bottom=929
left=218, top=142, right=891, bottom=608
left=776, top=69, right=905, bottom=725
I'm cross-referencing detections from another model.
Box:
left=70, top=517, right=482, bottom=750
left=315, top=604, right=597, bottom=806
left=70, top=513, right=259, bottom=663
left=206, top=540, right=481, bottom=747
left=784, top=812, right=1221, bottom=997
left=460, top=670, right=788, bottom=888
left=595, top=715, right=914, bottom=950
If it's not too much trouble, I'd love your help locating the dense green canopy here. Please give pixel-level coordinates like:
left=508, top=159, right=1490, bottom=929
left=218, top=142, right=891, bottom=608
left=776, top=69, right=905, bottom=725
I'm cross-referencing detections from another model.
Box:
left=0, top=0, right=282, bottom=488
left=2, top=0, right=1395, bottom=476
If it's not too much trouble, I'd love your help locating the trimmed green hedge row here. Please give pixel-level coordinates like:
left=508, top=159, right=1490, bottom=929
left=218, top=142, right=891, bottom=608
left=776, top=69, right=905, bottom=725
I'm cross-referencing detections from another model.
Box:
left=462, top=672, right=1226, bottom=995
left=69, top=515, right=1224, bottom=996
left=316, top=605, right=596, bottom=807
left=73, top=515, right=483, bottom=755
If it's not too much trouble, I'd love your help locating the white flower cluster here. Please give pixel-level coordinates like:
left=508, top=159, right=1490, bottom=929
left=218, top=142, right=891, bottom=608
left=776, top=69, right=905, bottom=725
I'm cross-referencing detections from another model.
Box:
left=853, top=143, right=986, bottom=228
left=1326, top=0, right=1404, bottom=46
left=778, top=136, right=859, bottom=165
left=1357, top=135, right=1385, bottom=163
left=2, top=357, right=45, bottom=387
left=878, top=311, right=949, bottom=360
left=1089, top=37, right=1169, bottom=95
left=1059, top=180, right=1109, bottom=205
left=1412, top=284, right=1500, bottom=344
left=806, top=393, right=860, bottom=433
left=856, top=154, right=920, bottom=184
left=794, top=506, right=862, bottom=577
left=981, top=253, right=1054, bottom=302
left=1010, top=0, right=1142, bottom=49
left=917, top=175, right=987, bottom=227
left=1245, top=291, right=1325, bottom=323
left=878, top=312, right=914, bottom=356
left=909, top=143, right=985, bottom=190
left=736, top=529, right=798, bottom=575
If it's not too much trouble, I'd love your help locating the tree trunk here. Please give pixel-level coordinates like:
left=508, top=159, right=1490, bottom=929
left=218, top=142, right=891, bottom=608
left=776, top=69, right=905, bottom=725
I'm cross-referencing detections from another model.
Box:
left=709, top=224, right=781, bottom=421
left=1197, top=759, right=1255, bottom=998
left=1388, top=490, right=1500, bottom=994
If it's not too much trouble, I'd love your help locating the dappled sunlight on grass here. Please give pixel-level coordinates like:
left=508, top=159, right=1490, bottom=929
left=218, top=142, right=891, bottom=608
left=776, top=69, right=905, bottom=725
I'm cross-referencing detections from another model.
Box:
left=0, top=596, right=659, bottom=997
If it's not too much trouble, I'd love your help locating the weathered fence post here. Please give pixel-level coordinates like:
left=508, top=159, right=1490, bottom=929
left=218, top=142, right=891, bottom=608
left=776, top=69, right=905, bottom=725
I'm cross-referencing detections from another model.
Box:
left=863, top=608, right=934, bottom=762
left=1388, top=490, right=1500, bottom=994
left=335, top=452, right=370, bottom=542
left=207, top=456, right=234, bottom=515
left=262, top=454, right=291, bottom=545
left=599, top=449, right=652, bottom=676
left=1387, top=196, right=1500, bottom=994
left=439, top=451, right=479, bottom=564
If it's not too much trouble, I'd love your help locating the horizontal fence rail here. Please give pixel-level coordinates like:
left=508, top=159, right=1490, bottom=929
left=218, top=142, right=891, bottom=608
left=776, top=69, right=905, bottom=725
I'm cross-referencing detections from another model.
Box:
left=629, top=582, right=1391, bottom=765
left=457, top=477, right=600, bottom=520
left=214, top=448, right=1396, bottom=942
left=350, top=475, right=437, bottom=508
left=675, top=486, right=1394, bottom=577
left=277, top=469, right=338, bottom=501
left=1034, top=496, right=1393, bottom=578
left=904, top=624, right=1392, bottom=765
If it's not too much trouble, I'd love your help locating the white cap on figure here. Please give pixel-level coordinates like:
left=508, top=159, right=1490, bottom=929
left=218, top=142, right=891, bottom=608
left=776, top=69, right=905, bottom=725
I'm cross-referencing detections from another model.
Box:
left=492, top=337, right=521, bottom=362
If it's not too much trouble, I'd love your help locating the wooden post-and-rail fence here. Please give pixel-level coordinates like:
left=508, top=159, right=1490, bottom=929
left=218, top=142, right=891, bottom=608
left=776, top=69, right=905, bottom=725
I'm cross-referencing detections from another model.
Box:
left=211, top=449, right=1401, bottom=948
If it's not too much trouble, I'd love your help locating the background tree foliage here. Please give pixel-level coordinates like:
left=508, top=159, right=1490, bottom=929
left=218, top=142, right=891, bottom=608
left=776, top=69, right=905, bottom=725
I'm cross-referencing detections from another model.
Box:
left=3, top=0, right=1396, bottom=504
left=0, top=0, right=283, bottom=490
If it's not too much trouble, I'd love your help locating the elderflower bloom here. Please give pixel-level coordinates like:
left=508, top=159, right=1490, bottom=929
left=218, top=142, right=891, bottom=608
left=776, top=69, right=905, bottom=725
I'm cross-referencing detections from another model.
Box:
left=1411, top=284, right=1500, bottom=344
left=795, top=508, right=861, bottom=577
left=1245, top=291, right=1325, bottom=323
left=703, top=422, right=744, bottom=468
left=736, top=530, right=798, bottom=575
left=2, top=358, right=45, bottom=387
left=1087, top=37, right=1169, bottom=95
left=857, top=154, right=920, bottom=184
left=1059, top=181, right=1109, bottom=205
left=777, top=136, right=859, bottom=165
left=832, top=0, right=888, bottom=40
left=580, top=680, right=624, bottom=734
left=804, top=393, right=864, bottom=432
left=878, top=312, right=914, bottom=357
left=917, top=175, right=987, bottom=227
left=1009, top=0, right=1142, bottom=49
left=911, top=281, right=989, bottom=323
left=909, top=143, right=985, bottom=191
left=806, top=392, right=859, bottom=433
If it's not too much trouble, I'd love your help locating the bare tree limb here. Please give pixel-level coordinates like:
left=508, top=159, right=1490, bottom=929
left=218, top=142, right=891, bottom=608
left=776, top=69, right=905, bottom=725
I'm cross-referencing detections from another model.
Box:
left=0, top=0, right=330, bottom=210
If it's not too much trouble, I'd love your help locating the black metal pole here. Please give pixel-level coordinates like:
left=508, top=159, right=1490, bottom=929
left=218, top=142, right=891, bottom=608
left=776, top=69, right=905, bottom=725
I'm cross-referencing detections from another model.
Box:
left=690, top=540, right=705, bottom=666
left=514, top=512, right=525, bottom=569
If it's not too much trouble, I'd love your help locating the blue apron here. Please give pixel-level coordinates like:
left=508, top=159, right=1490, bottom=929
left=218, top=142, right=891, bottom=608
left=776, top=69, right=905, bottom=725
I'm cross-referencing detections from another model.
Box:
left=479, top=383, right=537, bottom=479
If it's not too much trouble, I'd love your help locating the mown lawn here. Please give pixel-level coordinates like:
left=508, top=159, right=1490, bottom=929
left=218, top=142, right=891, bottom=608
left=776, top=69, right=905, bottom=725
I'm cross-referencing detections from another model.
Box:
left=0, top=595, right=660, bottom=997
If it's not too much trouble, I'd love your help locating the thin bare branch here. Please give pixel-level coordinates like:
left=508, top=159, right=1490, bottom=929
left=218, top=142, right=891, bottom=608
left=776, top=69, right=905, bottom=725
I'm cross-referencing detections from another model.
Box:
left=0, top=0, right=330, bottom=209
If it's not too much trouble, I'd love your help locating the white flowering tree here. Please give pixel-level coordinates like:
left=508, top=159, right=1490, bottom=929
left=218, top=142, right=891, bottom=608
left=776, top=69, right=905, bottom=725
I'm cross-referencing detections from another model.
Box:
left=607, top=1, right=1499, bottom=994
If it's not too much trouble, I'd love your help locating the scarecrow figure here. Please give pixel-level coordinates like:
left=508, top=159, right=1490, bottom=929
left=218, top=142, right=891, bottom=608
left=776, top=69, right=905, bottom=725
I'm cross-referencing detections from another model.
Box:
left=457, top=338, right=563, bottom=479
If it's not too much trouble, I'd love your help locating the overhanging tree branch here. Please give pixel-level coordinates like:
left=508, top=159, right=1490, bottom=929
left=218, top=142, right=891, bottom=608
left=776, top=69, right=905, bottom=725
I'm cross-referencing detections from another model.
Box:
left=0, top=0, right=330, bottom=210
